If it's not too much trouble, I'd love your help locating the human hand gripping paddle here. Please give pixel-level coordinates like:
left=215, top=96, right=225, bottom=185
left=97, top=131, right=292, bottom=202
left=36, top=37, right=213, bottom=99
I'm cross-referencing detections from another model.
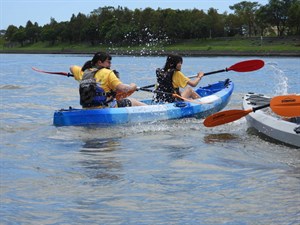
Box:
left=203, top=95, right=300, bottom=127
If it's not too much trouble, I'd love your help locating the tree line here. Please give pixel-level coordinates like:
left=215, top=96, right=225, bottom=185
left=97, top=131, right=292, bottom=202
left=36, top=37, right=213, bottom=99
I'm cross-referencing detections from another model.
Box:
left=3, top=0, right=300, bottom=47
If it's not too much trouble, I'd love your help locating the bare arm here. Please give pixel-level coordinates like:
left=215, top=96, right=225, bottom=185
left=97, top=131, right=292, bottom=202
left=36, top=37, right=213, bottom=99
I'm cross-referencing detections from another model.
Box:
left=116, top=83, right=137, bottom=93
left=187, top=72, right=204, bottom=87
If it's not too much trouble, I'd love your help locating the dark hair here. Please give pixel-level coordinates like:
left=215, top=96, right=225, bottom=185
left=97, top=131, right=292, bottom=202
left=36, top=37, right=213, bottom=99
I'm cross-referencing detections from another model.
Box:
left=82, top=51, right=112, bottom=71
left=163, top=54, right=183, bottom=71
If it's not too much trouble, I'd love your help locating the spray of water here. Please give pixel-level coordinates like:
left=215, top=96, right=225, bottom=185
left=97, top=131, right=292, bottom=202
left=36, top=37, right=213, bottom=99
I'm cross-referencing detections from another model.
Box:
left=107, top=27, right=170, bottom=55
left=267, top=62, right=289, bottom=95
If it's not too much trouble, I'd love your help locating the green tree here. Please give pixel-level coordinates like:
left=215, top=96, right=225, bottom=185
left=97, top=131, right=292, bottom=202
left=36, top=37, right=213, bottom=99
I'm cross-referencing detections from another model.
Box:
left=67, top=13, right=88, bottom=43
left=230, top=1, right=261, bottom=36
left=11, top=26, right=26, bottom=46
left=25, top=21, right=40, bottom=43
left=163, top=9, right=181, bottom=42
left=189, top=9, right=207, bottom=39
left=40, top=18, right=59, bottom=45
left=224, top=13, right=243, bottom=36
left=83, top=15, right=100, bottom=45
left=287, top=0, right=300, bottom=34
left=256, top=5, right=271, bottom=36
left=4, top=1, right=300, bottom=47
left=264, top=0, right=296, bottom=36
left=4, top=25, right=18, bottom=41
left=206, top=8, right=225, bottom=38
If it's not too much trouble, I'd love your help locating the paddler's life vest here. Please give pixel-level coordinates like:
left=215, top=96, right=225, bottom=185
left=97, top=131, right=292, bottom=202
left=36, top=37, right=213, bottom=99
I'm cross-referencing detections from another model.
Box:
left=154, top=68, right=180, bottom=103
left=79, top=67, right=114, bottom=108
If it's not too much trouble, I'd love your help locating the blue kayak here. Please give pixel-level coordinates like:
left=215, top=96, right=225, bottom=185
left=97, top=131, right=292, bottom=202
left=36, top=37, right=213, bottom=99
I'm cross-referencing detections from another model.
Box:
left=53, top=79, right=234, bottom=126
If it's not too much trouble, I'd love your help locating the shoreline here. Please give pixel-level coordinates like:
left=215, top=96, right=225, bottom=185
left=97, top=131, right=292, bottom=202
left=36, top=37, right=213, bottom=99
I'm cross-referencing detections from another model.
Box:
left=1, top=49, right=299, bottom=57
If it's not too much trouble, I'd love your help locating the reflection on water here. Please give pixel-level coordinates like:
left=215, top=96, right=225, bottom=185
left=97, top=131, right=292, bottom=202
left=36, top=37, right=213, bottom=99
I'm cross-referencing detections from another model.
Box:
left=204, top=133, right=240, bottom=144
left=79, top=138, right=123, bottom=182
left=0, top=84, right=23, bottom=89
left=81, top=138, right=120, bottom=152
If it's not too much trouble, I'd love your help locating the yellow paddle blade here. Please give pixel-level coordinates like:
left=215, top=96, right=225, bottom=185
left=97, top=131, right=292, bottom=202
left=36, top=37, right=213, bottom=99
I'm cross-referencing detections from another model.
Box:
left=270, top=95, right=300, bottom=117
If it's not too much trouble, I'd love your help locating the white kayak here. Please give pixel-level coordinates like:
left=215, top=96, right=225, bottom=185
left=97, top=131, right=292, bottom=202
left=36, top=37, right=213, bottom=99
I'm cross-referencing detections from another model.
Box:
left=242, top=93, right=300, bottom=148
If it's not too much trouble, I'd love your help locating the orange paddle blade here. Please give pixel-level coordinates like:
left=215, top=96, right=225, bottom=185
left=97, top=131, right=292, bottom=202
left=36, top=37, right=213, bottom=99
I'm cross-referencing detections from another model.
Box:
left=115, top=90, right=136, bottom=101
left=270, top=95, right=300, bottom=117
left=203, top=109, right=253, bottom=127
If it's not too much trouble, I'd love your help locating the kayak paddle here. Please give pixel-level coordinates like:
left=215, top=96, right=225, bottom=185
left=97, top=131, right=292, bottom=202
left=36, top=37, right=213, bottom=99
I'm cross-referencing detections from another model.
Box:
left=190, top=59, right=264, bottom=78
left=271, top=95, right=300, bottom=117
left=32, top=67, right=74, bottom=77
left=203, top=95, right=300, bottom=127
left=140, top=59, right=265, bottom=89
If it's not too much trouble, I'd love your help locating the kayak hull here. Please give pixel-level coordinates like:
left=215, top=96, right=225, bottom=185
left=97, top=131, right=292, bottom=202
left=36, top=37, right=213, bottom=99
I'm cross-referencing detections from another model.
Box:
left=243, top=93, right=300, bottom=148
left=53, top=79, right=234, bottom=127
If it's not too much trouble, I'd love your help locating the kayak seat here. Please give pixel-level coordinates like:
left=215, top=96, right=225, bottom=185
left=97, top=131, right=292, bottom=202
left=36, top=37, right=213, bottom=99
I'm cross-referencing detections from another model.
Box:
left=196, top=79, right=231, bottom=97
left=246, top=93, right=271, bottom=106
left=196, top=89, right=214, bottom=97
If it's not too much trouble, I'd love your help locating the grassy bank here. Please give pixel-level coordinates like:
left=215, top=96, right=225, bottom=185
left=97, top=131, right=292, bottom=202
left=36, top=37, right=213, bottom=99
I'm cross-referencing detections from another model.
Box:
left=1, top=37, right=299, bottom=56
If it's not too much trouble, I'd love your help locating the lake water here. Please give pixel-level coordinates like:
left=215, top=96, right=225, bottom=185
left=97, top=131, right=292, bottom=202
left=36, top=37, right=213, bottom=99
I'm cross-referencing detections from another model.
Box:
left=1, top=54, right=299, bottom=224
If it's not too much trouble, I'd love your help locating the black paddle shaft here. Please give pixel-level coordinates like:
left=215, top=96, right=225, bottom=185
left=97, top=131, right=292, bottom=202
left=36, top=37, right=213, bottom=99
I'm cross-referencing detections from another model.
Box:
left=252, top=103, right=270, bottom=112
left=138, top=87, right=174, bottom=96
left=204, top=69, right=227, bottom=76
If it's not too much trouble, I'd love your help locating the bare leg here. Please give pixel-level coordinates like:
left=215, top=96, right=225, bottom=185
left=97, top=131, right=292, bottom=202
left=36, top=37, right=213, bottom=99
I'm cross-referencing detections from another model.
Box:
left=181, top=87, right=201, bottom=99
left=128, top=98, right=147, bottom=106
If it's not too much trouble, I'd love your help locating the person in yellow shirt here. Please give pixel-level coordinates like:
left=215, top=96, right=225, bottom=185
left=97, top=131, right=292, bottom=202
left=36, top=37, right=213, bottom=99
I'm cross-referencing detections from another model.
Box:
left=154, top=54, right=204, bottom=103
left=70, top=52, right=146, bottom=108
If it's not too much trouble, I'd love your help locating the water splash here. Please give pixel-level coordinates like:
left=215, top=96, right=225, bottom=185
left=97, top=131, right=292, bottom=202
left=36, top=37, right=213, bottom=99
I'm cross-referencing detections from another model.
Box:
left=267, top=62, right=289, bottom=95
left=107, top=27, right=170, bottom=56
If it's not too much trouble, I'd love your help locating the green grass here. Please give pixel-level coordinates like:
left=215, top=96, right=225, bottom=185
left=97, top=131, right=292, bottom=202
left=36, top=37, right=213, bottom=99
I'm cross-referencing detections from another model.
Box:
left=1, top=37, right=299, bottom=53
left=165, top=38, right=300, bottom=52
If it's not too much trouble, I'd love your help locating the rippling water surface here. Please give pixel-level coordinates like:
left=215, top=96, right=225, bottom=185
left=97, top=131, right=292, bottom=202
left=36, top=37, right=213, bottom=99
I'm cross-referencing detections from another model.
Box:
left=1, top=54, right=299, bottom=224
